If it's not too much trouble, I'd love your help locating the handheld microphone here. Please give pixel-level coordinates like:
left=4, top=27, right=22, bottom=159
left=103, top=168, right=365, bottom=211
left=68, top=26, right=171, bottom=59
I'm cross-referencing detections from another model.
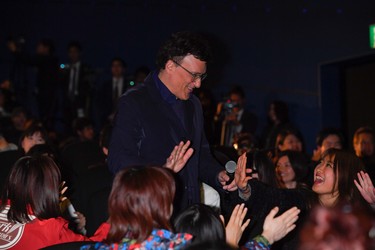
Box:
left=225, top=160, right=237, bottom=185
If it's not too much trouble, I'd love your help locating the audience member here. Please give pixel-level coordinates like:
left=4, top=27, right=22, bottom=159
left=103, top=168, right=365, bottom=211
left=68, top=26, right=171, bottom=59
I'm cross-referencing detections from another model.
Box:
left=8, top=38, right=59, bottom=128
left=174, top=203, right=300, bottom=249
left=312, top=127, right=345, bottom=162
left=307, top=127, right=345, bottom=187
left=69, top=124, right=113, bottom=236
left=275, top=128, right=304, bottom=153
left=275, top=150, right=310, bottom=189
left=108, top=31, right=235, bottom=213
left=234, top=148, right=370, bottom=249
left=0, top=131, right=22, bottom=192
left=61, top=41, right=93, bottom=123
left=19, top=123, right=48, bottom=154
left=299, top=202, right=375, bottom=250
left=214, top=86, right=258, bottom=147
left=94, top=57, right=128, bottom=130
left=260, top=100, right=292, bottom=151
left=81, top=166, right=193, bottom=249
left=0, top=155, right=109, bottom=249
left=353, top=126, right=375, bottom=182
left=133, top=65, right=150, bottom=85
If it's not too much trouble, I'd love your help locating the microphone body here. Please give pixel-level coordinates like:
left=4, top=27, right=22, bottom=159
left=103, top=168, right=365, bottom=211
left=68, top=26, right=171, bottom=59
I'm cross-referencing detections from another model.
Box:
left=225, top=160, right=237, bottom=185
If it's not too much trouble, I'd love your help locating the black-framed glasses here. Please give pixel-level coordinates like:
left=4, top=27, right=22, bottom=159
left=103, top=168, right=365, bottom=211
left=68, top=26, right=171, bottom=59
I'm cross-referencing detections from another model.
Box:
left=172, top=60, right=207, bottom=82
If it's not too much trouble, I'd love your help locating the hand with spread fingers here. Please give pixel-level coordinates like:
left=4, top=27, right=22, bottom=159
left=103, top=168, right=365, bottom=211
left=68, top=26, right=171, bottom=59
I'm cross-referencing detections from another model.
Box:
left=234, top=153, right=253, bottom=191
left=261, top=206, right=300, bottom=244
left=223, top=203, right=250, bottom=248
left=354, top=170, right=375, bottom=205
left=164, top=140, right=194, bottom=173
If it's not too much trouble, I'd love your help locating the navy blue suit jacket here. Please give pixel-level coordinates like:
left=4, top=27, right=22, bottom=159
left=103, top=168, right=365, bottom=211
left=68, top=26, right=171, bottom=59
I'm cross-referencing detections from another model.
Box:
left=108, top=72, right=224, bottom=212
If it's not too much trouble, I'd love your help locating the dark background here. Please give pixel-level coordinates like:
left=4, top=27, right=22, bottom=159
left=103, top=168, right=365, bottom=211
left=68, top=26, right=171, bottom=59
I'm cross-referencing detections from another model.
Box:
left=1, top=0, right=375, bottom=153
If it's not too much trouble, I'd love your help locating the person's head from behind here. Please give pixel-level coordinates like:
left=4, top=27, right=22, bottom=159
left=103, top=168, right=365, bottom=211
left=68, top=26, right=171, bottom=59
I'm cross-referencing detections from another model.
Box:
left=1, top=155, right=61, bottom=222
left=268, top=100, right=289, bottom=125
left=111, top=57, right=126, bottom=78
left=36, top=38, right=55, bottom=55
left=247, top=150, right=278, bottom=187
left=316, top=127, right=344, bottom=154
left=106, top=166, right=175, bottom=243
left=312, top=149, right=365, bottom=207
left=353, top=126, right=374, bottom=158
left=299, top=202, right=375, bottom=250
left=134, top=66, right=150, bottom=84
left=174, top=203, right=225, bottom=244
left=72, top=117, right=94, bottom=141
left=276, top=150, right=309, bottom=189
left=20, top=123, right=48, bottom=153
left=276, top=128, right=304, bottom=153
left=11, top=107, right=27, bottom=131
left=156, top=31, right=211, bottom=100
left=67, top=41, right=82, bottom=64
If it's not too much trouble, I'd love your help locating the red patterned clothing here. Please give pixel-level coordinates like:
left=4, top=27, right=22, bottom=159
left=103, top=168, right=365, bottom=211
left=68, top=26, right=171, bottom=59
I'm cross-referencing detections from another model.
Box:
left=0, top=205, right=109, bottom=250
left=80, top=229, right=193, bottom=250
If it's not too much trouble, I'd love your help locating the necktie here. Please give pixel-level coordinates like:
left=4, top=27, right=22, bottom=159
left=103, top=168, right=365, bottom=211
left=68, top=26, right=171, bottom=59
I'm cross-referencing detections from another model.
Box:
left=70, top=66, right=77, bottom=100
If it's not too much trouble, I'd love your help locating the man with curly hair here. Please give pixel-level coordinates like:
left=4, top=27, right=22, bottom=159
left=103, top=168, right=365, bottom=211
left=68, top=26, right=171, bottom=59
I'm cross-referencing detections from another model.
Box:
left=108, top=31, right=234, bottom=213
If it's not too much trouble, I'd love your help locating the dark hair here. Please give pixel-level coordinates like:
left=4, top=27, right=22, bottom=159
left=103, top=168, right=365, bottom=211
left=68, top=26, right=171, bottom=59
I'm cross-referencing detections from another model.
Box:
left=277, top=150, right=309, bottom=183
left=276, top=127, right=304, bottom=151
left=11, top=106, right=27, bottom=118
left=106, top=166, right=175, bottom=243
left=316, top=127, right=345, bottom=147
left=72, top=117, right=92, bottom=133
left=353, top=126, right=374, bottom=144
left=111, top=57, right=126, bottom=68
left=270, top=100, right=289, bottom=124
left=174, top=204, right=225, bottom=244
left=0, top=155, right=61, bottom=223
left=19, top=123, right=48, bottom=146
left=229, top=85, right=245, bottom=99
left=26, top=144, right=59, bottom=165
left=248, top=150, right=278, bottom=187
left=38, top=38, right=55, bottom=54
left=156, top=31, right=211, bottom=70
left=67, top=41, right=82, bottom=51
left=183, top=240, right=234, bottom=250
left=320, top=149, right=365, bottom=204
left=134, top=66, right=150, bottom=76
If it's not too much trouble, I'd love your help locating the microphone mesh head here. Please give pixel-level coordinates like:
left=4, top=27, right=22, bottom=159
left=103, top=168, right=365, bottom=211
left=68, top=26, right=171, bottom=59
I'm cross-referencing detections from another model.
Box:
left=225, top=160, right=237, bottom=174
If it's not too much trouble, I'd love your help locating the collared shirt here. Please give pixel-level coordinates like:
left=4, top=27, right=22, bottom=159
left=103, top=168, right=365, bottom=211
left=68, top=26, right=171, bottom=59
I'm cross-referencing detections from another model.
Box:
left=153, top=71, right=186, bottom=129
left=69, top=61, right=81, bottom=95
left=112, top=77, right=124, bottom=100
left=153, top=71, right=178, bottom=105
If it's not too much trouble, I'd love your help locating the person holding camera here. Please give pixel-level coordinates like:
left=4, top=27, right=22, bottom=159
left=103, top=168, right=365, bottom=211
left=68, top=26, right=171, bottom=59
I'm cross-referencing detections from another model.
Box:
left=214, top=86, right=258, bottom=147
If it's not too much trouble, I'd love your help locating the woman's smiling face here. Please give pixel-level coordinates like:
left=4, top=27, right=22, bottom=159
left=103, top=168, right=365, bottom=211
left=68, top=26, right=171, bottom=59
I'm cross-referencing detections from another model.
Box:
left=313, top=155, right=339, bottom=203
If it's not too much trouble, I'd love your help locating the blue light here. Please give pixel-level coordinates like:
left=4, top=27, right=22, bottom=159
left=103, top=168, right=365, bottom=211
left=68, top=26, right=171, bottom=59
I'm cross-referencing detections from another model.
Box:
left=129, top=81, right=135, bottom=86
left=60, top=64, right=65, bottom=69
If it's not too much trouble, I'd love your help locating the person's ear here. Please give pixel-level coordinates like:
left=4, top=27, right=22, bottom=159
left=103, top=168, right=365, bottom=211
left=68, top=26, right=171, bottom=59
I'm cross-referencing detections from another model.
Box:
left=165, top=60, right=176, bottom=74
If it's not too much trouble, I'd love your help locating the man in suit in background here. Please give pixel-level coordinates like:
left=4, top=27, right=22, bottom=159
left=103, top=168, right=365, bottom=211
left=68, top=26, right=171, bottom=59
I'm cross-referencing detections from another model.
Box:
left=94, top=57, right=128, bottom=131
left=108, top=31, right=236, bottom=213
left=62, top=41, right=93, bottom=131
